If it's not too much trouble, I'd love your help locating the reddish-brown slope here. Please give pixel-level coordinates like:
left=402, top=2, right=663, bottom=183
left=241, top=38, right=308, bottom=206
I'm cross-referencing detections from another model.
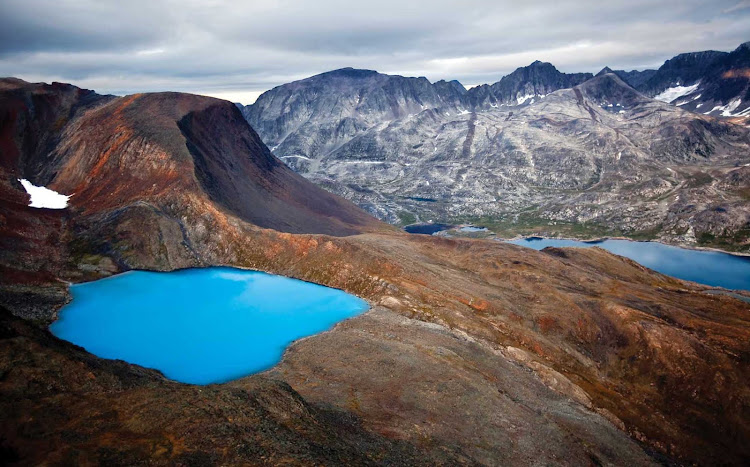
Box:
left=51, top=91, right=381, bottom=236
left=1, top=79, right=382, bottom=237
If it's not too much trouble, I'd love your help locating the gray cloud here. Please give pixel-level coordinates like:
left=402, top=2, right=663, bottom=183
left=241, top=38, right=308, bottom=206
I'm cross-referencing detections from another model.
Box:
left=0, top=0, right=748, bottom=104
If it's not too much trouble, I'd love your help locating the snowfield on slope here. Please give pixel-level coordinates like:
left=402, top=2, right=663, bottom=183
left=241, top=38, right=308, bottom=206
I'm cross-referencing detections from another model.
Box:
left=653, top=82, right=700, bottom=103
left=18, top=179, right=70, bottom=209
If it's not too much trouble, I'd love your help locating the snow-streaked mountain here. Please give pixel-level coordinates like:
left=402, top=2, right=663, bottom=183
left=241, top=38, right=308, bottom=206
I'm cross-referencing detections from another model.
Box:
left=462, top=61, right=592, bottom=109
left=242, top=64, right=750, bottom=250
left=636, top=43, right=750, bottom=117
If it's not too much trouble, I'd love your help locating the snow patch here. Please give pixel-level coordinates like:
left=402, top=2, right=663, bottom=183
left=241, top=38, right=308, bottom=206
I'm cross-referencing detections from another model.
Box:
left=704, top=105, right=722, bottom=115
left=281, top=155, right=311, bottom=160
left=516, top=93, right=534, bottom=105
left=18, top=179, right=70, bottom=209
left=653, top=82, right=700, bottom=103
left=720, top=98, right=742, bottom=116
left=702, top=99, right=745, bottom=116
left=676, top=94, right=701, bottom=106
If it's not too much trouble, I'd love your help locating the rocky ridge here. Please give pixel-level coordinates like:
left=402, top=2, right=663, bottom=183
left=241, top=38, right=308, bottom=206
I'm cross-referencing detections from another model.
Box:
left=243, top=65, right=750, bottom=251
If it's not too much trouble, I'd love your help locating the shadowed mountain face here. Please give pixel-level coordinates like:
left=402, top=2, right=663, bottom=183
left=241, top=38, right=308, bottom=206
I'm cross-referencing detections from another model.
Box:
left=243, top=68, right=750, bottom=251
left=637, top=50, right=729, bottom=97
left=1, top=78, right=750, bottom=465
left=634, top=43, right=750, bottom=117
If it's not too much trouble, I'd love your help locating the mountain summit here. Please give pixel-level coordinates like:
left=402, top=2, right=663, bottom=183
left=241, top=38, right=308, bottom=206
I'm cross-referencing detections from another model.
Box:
left=464, top=61, right=593, bottom=108
left=241, top=51, right=750, bottom=249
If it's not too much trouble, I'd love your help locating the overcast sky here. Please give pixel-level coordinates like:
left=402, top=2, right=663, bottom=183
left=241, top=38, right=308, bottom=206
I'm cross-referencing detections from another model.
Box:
left=1, top=0, right=749, bottom=105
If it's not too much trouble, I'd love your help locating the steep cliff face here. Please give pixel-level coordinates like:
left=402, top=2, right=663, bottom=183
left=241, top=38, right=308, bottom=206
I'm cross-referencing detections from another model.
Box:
left=0, top=79, right=115, bottom=316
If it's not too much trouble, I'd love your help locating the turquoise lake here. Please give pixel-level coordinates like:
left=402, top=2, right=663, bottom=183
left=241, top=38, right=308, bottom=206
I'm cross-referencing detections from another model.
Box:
left=50, top=267, right=369, bottom=385
left=507, top=237, right=750, bottom=291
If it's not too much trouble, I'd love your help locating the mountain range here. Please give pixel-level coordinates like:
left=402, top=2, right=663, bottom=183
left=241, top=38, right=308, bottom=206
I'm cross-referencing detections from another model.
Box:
left=242, top=41, right=750, bottom=251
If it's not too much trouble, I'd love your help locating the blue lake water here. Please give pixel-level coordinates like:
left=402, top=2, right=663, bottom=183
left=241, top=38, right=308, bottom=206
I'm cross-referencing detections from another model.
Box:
left=404, top=223, right=454, bottom=235
left=507, top=237, right=750, bottom=291
left=50, top=267, right=369, bottom=385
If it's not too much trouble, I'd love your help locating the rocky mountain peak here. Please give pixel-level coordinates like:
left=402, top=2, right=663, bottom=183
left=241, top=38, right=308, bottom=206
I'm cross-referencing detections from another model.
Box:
left=462, top=60, right=593, bottom=108
left=435, top=79, right=467, bottom=95
left=319, top=67, right=378, bottom=78
left=577, top=72, right=646, bottom=107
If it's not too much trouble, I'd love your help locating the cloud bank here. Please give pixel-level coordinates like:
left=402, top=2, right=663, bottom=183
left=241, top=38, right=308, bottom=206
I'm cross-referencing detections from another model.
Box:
left=1, top=0, right=749, bottom=104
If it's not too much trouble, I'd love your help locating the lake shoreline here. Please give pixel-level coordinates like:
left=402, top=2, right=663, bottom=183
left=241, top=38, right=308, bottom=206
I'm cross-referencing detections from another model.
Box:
left=503, top=236, right=750, bottom=292
left=50, top=267, right=370, bottom=385
left=497, top=234, right=750, bottom=258
left=403, top=222, right=750, bottom=258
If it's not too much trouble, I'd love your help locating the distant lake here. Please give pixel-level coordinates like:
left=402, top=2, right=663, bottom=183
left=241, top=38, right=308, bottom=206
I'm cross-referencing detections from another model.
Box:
left=404, top=223, right=454, bottom=235
left=50, top=268, right=369, bottom=384
left=507, top=237, right=750, bottom=291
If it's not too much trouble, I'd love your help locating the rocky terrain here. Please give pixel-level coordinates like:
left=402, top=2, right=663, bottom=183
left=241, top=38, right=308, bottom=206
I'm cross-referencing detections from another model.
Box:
left=243, top=59, right=750, bottom=251
left=1, top=78, right=750, bottom=465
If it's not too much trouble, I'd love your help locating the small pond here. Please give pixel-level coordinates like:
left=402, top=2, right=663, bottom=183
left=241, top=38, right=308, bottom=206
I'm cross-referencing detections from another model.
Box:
left=50, top=267, right=369, bottom=384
